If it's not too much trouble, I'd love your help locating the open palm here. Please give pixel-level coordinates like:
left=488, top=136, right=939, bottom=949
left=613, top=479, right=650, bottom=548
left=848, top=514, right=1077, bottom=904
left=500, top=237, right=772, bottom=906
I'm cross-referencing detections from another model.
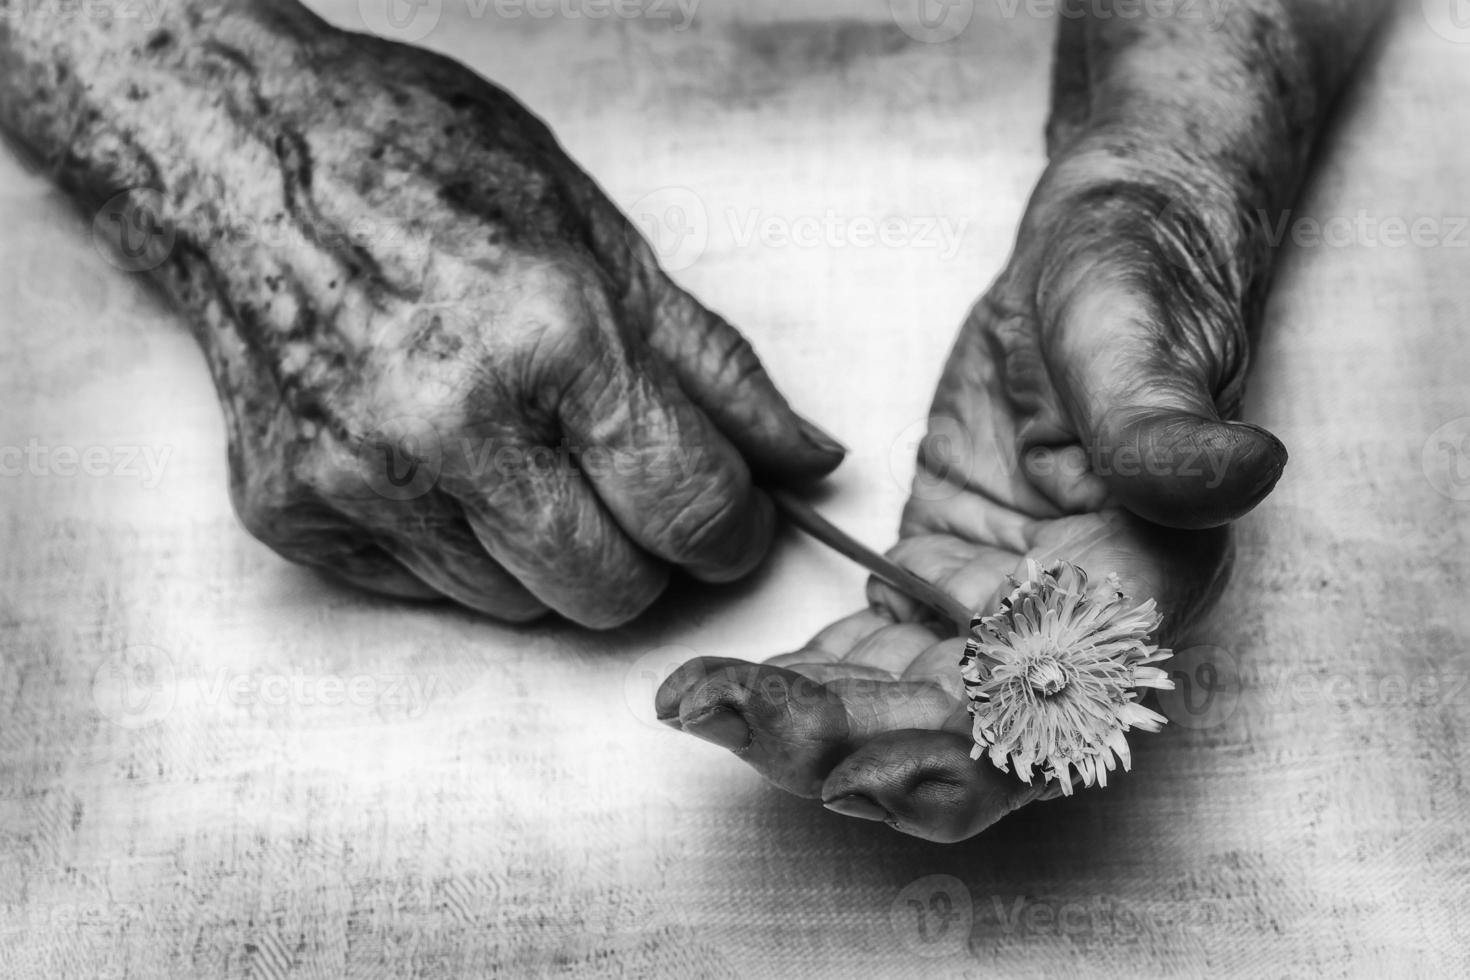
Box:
left=657, top=162, right=1287, bottom=842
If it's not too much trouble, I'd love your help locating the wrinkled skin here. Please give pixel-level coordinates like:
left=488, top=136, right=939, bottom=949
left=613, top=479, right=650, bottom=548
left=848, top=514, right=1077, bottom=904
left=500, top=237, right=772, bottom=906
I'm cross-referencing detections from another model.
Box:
left=656, top=155, right=1270, bottom=840
left=1, top=0, right=1385, bottom=839
left=656, top=0, right=1387, bottom=843
left=0, top=2, right=845, bottom=628
left=202, top=38, right=850, bottom=628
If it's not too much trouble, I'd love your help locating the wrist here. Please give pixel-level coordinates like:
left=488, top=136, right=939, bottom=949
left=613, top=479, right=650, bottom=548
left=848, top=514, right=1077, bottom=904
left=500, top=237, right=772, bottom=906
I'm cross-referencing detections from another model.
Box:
left=1020, top=140, right=1271, bottom=319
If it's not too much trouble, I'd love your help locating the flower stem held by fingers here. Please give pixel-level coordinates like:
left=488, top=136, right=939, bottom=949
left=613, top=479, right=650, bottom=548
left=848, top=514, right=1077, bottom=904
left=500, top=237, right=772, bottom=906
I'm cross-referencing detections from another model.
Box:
left=769, top=490, right=974, bottom=634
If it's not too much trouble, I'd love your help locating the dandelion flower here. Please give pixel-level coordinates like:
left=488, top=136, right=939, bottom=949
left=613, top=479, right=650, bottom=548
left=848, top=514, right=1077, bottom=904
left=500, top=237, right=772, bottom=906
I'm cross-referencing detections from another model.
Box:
left=959, top=559, right=1174, bottom=795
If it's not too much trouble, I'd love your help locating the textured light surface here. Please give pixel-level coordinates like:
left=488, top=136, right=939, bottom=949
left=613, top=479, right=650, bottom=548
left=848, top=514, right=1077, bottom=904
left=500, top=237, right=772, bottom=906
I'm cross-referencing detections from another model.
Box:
left=1, top=2, right=1468, bottom=977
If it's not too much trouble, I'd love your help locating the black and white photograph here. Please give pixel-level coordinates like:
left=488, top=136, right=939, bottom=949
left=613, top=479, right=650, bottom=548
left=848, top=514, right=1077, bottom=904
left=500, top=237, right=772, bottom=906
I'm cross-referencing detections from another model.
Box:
left=1, top=0, right=1466, bottom=976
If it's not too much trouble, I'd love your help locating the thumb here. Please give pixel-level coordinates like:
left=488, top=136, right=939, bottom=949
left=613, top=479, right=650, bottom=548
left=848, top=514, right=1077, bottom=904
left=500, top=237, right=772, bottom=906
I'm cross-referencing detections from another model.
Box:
left=1043, top=276, right=1288, bottom=530
left=646, top=286, right=847, bottom=483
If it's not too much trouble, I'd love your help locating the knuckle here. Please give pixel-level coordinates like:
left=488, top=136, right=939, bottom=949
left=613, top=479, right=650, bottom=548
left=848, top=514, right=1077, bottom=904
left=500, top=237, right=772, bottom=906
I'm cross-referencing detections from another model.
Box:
left=653, top=491, right=747, bottom=565
left=230, top=465, right=302, bottom=544
left=976, top=305, right=1047, bottom=403
left=704, top=327, right=764, bottom=393
left=228, top=435, right=370, bottom=559
left=575, top=563, right=669, bottom=629
left=509, top=256, right=611, bottom=356
left=231, top=482, right=357, bottom=566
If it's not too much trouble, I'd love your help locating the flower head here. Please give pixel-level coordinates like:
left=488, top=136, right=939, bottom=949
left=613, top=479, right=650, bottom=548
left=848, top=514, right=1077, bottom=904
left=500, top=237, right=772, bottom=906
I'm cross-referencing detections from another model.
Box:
left=959, top=560, right=1173, bottom=795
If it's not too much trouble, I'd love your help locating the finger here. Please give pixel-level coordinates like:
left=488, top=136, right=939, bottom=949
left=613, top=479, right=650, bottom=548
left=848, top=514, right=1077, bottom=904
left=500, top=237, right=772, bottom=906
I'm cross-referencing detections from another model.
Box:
left=456, top=446, right=669, bottom=629
left=654, top=657, right=851, bottom=798
left=319, top=543, right=444, bottom=602
left=823, top=676, right=960, bottom=735
left=790, top=662, right=901, bottom=684
left=900, top=637, right=971, bottom=702
left=808, top=606, right=897, bottom=654
left=248, top=500, right=443, bottom=602
left=326, top=488, right=551, bottom=622
left=647, top=286, right=847, bottom=481
left=765, top=607, right=897, bottom=668
left=821, top=730, right=1048, bottom=843
left=656, top=656, right=963, bottom=797
left=863, top=535, right=1011, bottom=626
left=765, top=649, right=840, bottom=669
left=841, top=623, right=946, bottom=673
left=551, top=281, right=780, bottom=585
left=378, top=512, right=550, bottom=623
left=1041, top=273, right=1287, bottom=530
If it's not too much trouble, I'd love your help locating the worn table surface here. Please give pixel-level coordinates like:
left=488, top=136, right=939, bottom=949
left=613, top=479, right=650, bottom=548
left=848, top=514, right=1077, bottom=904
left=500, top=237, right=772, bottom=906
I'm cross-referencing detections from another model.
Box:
left=2, top=2, right=1468, bottom=977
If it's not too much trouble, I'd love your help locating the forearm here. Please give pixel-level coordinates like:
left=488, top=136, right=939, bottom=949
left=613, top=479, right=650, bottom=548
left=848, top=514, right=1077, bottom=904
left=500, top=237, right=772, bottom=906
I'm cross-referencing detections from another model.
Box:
left=1050, top=0, right=1387, bottom=207
left=0, top=1, right=601, bottom=416
left=1021, top=0, right=1390, bottom=398
left=0, top=1, right=333, bottom=208
left=0, top=1, right=641, bottom=357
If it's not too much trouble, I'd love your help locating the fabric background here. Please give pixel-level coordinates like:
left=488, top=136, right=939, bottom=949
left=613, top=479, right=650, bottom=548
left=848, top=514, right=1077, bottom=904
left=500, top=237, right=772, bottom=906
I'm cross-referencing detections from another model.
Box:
left=1, top=2, right=1467, bottom=976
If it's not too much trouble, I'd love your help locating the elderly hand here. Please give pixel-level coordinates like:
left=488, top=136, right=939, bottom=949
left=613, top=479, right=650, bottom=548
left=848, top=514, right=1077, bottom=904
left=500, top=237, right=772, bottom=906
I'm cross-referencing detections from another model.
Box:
left=654, top=165, right=1267, bottom=838
left=657, top=0, right=1389, bottom=839
left=0, top=0, right=845, bottom=627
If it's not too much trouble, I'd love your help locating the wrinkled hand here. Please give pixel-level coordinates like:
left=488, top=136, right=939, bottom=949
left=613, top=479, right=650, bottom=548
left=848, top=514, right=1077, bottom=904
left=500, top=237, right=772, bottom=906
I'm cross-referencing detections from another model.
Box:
left=657, top=149, right=1288, bottom=841
left=38, top=7, right=846, bottom=627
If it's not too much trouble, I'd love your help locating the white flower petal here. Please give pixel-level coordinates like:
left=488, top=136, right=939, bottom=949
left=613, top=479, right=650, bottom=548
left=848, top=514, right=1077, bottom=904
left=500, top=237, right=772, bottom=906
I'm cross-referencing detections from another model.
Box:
left=962, top=560, right=1171, bottom=792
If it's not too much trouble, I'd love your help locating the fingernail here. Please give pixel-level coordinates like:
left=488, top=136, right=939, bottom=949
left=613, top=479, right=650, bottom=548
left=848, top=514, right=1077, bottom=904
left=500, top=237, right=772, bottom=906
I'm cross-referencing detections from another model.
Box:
left=682, top=707, right=751, bottom=753
left=796, top=417, right=848, bottom=457
left=1224, top=421, right=1289, bottom=495
left=822, top=794, right=890, bottom=822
